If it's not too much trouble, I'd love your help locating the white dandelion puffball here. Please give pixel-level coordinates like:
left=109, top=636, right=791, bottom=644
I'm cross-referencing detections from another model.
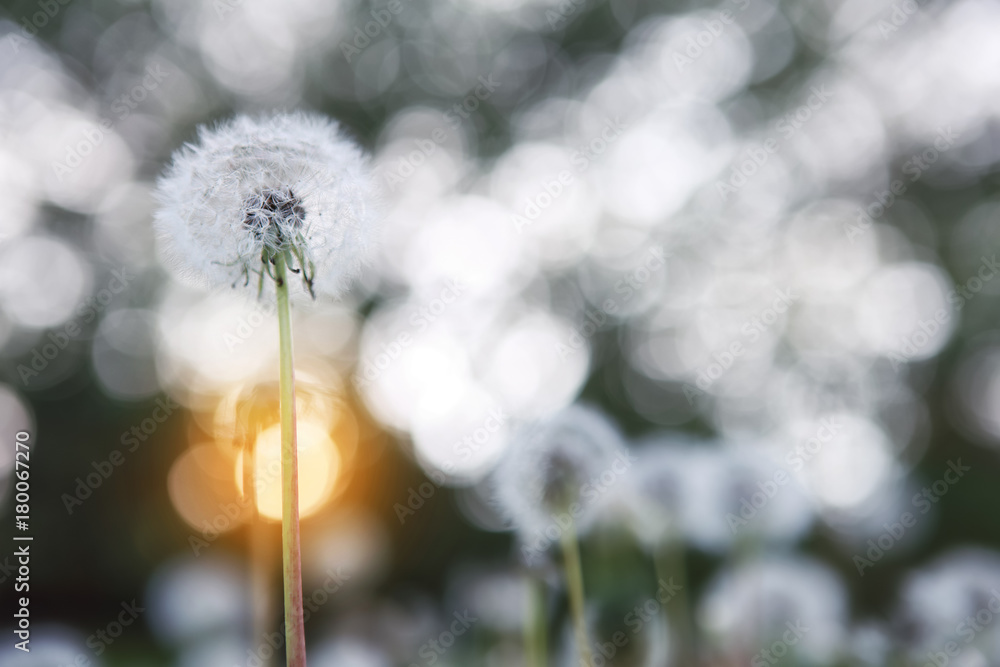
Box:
left=896, top=548, right=1000, bottom=657
left=680, top=445, right=815, bottom=553
left=624, top=435, right=700, bottom=548
left=153, top=112, right=380, bottom=300
left=698, top=555, right=848, bottom=664
left=493, top=404, right=631, bottom=543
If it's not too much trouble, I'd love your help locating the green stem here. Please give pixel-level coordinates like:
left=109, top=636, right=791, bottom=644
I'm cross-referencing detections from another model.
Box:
left=654, top=539, right=692, bottom=666
left=525, top=575, right=547, bottom=667
left=560, top=518, right=591, bottom=667
left=275, top=253, right=306, bottom=667
left=732, top=536, right=761, bottom=664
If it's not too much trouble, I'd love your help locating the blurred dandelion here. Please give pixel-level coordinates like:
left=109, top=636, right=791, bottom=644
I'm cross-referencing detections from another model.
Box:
left=698, top=555, right=848, bottom=665
left=625, top=438, right=700, bottom=665
left=896, top=548, right=1000, bottom=661
left=494, top=404, right=629, bottom=667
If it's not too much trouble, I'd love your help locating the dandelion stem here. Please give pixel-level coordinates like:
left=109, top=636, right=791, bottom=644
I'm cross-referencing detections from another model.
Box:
left=275, top=252, right=307, bottom=667
left=560, top=518, right=591, bottom=667
left=655, top=540, right=693, bottom=665
left=524, top=575, right=547, bottom=667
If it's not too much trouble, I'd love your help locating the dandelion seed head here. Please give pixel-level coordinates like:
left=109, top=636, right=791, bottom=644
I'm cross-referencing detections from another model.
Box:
left=153, top=111, right=380, bottom=300
left=847, top=622, right=893, bottom=667
left=493, top=404, right=627, bottom=541
left=680, top=445, right=814, bottom=552
left=624, top=436, right=700, bottom=548
left=896, top=548, right=1000, bottom=654
left=699, top=555, right=848, bottom=663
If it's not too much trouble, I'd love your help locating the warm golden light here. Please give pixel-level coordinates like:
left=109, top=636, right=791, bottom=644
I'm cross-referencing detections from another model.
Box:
left=237, top=420, right=341, bottom=521
left=169, top=444, right=245, bottom=533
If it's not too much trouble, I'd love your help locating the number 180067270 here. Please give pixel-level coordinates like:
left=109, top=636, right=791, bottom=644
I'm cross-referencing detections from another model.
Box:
left=14, top=431, right=30, bottom=528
